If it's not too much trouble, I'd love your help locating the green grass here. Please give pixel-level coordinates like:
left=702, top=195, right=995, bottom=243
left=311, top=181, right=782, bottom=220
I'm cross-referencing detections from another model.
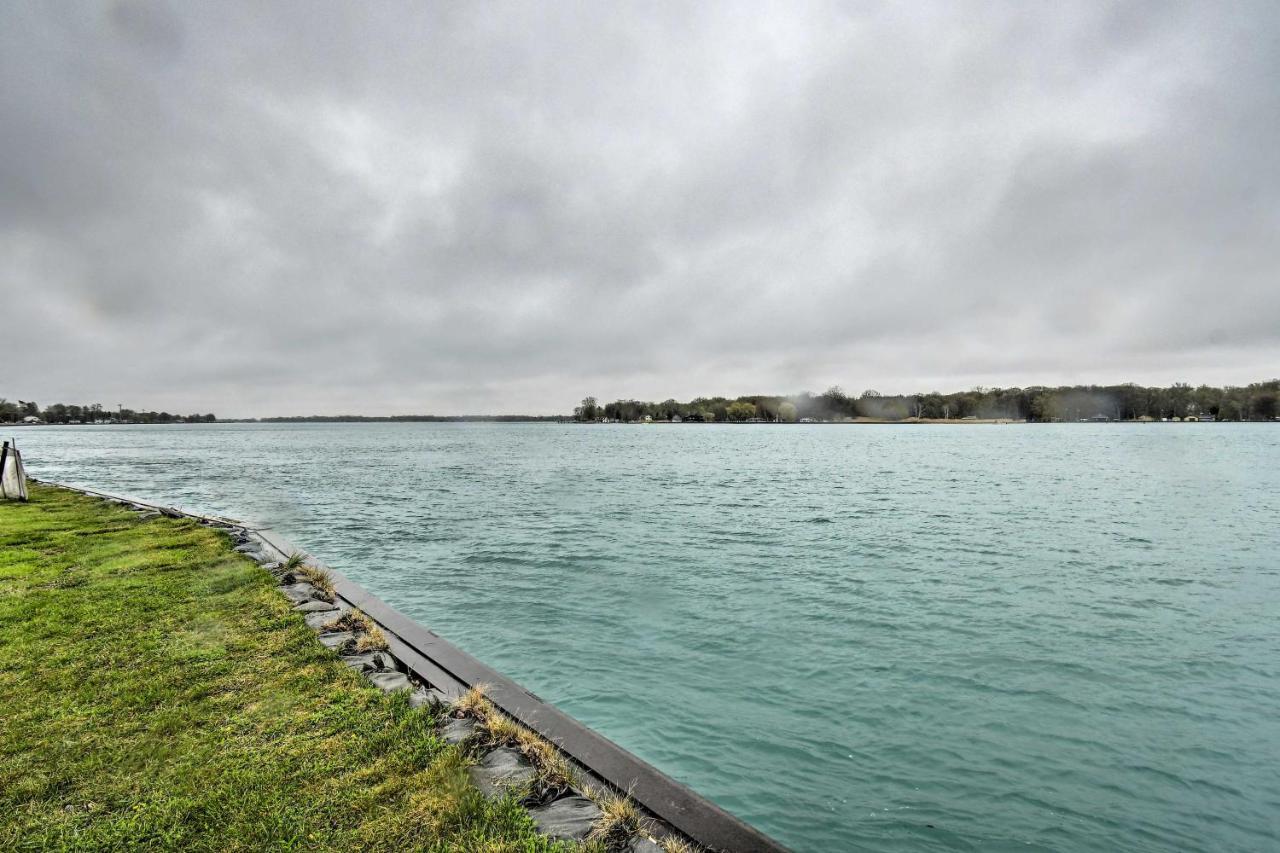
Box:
left=0, top=484, right=583, bottom=852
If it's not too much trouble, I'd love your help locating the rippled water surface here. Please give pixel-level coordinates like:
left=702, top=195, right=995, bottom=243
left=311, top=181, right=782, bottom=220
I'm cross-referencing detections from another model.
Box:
left=15, top=422, right=1280, bottom=851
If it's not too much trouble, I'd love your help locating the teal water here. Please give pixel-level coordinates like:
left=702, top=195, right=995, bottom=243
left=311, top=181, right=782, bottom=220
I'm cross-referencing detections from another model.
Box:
left=14, top=422, right=1280, bottom=852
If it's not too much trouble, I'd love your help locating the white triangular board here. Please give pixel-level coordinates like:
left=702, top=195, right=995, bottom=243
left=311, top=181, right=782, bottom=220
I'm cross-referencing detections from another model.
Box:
left=1, top=442, right=28, bottom=501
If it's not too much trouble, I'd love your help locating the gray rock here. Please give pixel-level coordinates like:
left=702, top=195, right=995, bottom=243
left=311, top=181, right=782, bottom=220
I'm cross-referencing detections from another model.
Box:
left=468, top=747, right=536, bottom=797
left=304, top=610, right=343, bottom=630
left=319, top=631, right=355, bottom=650
left=136, top=511, right=160, bottom=520
left=340, top=652, right=375, bottom=670
left=527, top=796, right=601, bottom=841
left=440, top=717, right=477, bottom=745
left=340, top=651, right=399, bottom=672
left=367, top=670, right=411, bottom=692
left=409, top=688, right=450, bottom=711
left=279, top=582, right=320, bottom=604
left=294, top=599, right=337, bottom=613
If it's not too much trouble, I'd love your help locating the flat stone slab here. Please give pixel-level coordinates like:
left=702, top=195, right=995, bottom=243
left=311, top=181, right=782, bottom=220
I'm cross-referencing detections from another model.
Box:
left=279, top=582, right=321, bottom=604
left=367, top=670, right=411, bottom=692
left=440, top=717, right=477, bottom=745
left=627, top=838, right=663, bottom=853
left=468, top=747, right=536, bottom=798
left=294, top=599, right=338, bottom=613
left=319, top=631, right=355, bottom=650
left=341, top=651, right=399, bottom=672
left=527, top=796, right=602, bottom=841
left=409, top=687, right=450, bottom=711
left=305, top=609, right=346, bottom=630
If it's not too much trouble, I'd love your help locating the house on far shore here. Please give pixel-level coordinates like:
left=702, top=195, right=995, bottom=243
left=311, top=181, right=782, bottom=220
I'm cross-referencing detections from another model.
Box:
left=671, top=414, right=682, bottom=423
left=1083, top=413, right=1111, bottom=422
left=22, top=415, right=42, bottom=424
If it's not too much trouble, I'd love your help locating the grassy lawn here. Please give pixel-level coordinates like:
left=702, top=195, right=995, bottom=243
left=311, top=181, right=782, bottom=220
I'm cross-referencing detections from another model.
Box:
left=0, top=484, right=579, bottom=852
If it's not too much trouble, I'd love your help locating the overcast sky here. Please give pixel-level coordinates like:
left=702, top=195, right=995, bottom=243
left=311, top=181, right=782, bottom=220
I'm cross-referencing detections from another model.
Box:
left=3, top=1, right=1277, bottom=416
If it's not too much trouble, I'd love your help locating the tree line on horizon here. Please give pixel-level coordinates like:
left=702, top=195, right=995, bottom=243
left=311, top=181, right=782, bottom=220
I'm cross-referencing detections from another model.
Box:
left=0, top=399, right=216, bottom=425
left=251, top=414, right=564, bottom=423
left=575, top=380, right=1280, bottom=423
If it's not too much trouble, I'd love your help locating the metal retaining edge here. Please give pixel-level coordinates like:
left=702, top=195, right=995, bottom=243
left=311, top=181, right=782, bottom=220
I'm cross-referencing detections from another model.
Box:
left=34, top=479, right=789, bottom=853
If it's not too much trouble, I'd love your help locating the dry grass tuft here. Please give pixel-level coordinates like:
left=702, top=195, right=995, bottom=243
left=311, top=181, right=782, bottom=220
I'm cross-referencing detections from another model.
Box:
left=354, top=624, right=389, bottom=652
left=295, top=564, right=335, bottom=601
left=452, top=684, right=492, bottom=718
left=322, top=609, right=374, bottom=634
left=516, top=730, right=579, bottom=790
left=589, top=788, right=642, bottom=841
left=480, top=712, right=522, bottom=746
left=282, top=551, right=306, bottom=571
left=660, top=837, right=700, bottom=853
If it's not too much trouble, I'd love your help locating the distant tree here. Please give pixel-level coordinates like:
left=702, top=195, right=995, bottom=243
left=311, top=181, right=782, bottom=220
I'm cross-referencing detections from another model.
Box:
left=919, top=393, right=945, bottom=419
left=653, top=398, right=679, bottom=420
left=1167, top=382, right=1192, bottom=419
left=726, top=401, right=755, bottom=421
left=778, top=402, right=798, bottom=423
left=1251, top=391, right=1277, bottom=420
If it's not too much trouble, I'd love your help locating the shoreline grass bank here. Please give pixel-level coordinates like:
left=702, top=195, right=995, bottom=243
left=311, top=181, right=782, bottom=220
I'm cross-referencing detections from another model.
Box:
left=0, top=484, right=583, bottom=851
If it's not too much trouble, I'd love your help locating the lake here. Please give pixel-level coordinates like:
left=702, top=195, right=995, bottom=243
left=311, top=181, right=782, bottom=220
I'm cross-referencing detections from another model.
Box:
left=13, top=422, right=1279, bottom=852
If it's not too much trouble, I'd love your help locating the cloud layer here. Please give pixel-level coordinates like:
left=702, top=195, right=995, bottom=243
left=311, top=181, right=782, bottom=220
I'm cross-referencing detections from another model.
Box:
left=3, top=1, right=1277, bottom=415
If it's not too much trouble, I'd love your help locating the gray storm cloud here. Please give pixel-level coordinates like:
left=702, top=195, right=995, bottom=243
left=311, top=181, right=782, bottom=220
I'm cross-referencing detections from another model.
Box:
left=2, top=1, right=1277, bottom=415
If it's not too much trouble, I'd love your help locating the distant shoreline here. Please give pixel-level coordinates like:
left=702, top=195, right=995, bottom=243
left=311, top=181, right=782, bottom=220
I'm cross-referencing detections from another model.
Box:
left=12, top=412, right=1269, bottom=422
